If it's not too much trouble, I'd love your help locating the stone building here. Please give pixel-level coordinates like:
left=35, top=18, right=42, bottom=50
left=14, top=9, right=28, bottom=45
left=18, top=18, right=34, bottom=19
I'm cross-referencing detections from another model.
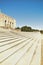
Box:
left=0, top=12, right=16, bottom=29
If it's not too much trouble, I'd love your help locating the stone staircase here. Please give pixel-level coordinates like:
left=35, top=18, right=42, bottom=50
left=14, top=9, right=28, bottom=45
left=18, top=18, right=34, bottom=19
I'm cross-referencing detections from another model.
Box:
left=0, top=29, right=41, bottom=65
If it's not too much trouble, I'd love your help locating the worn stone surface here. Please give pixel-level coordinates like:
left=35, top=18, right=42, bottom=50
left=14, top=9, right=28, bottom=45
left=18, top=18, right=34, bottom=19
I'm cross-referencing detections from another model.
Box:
left=41, top=34, right=43, bottom=65
left=0, top=30, right=41, bottom=65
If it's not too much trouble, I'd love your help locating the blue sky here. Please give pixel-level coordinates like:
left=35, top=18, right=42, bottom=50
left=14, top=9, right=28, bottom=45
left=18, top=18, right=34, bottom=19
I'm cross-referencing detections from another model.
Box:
left=0, top=0, right=43, bottom=30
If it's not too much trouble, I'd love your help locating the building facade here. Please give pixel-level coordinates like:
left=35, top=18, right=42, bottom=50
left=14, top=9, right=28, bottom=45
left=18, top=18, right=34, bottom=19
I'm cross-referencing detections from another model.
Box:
left=0, top=12, right=16, bottom=29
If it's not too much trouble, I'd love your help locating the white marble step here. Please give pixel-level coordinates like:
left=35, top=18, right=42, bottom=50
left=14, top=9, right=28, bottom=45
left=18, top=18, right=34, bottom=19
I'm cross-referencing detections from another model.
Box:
left=0, top=31, right=41, bottom=65
left=0, top=38, right=30, bottom=52
left=0, top=38, right=33, bottom=62
left=15, top=39, right=40, bottom=65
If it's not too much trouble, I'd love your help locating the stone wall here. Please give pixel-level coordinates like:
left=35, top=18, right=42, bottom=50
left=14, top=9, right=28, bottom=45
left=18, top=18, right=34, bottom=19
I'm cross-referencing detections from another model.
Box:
left=0, top=13, right=16, bottom=29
